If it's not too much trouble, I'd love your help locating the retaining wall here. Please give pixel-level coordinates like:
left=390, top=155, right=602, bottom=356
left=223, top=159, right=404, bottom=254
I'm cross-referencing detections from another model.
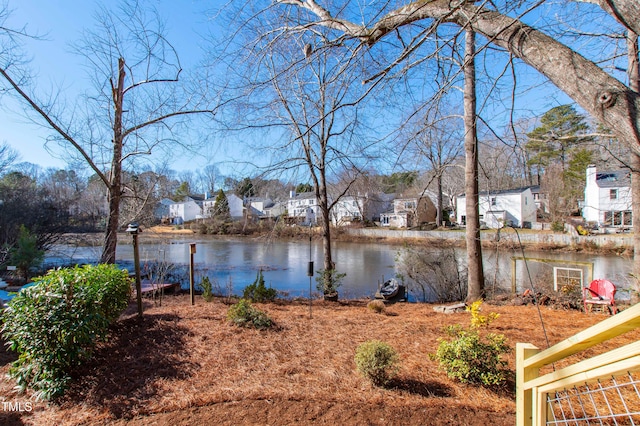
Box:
left=345, top=228, right=633, bottom=249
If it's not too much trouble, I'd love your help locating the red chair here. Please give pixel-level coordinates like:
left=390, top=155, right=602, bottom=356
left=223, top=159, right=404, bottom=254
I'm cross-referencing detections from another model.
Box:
left=583, top=279, right=617, bottom=315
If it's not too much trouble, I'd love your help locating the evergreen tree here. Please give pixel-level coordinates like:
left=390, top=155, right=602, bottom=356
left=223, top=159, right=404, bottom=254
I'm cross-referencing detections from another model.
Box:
left=9, top=225, right=44, bottom=281
left=295, top=183, right=313, bottom=194
left=212, top=189, right=231, bottom=220
left=526, top=105, right=592, bottom=183
left=173, top=181, right=190, bottom=201
left=236, top=177, right=255, bottom=198
left=527, top=105, right=594, bottom=219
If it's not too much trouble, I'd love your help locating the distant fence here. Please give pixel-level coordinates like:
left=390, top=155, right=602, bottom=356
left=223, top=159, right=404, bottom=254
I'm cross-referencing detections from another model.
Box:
left=516, top=303, right=640, bottom=425
left=345, top=228, right=633, bottom=248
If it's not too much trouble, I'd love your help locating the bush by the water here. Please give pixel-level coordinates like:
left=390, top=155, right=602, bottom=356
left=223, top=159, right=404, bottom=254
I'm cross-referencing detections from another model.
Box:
left=1, top=264, right=131, bottom=400
left=227, top=299, right=274, bottom=329
left=367, top=299, right=386, bottom=314
left=432, top=300, right=510, bottom=386
left=354, top=340, right=400, bottom=386
left=200, top=276, right=215, bottom=302
left=242, top=270, right=277, bottom=303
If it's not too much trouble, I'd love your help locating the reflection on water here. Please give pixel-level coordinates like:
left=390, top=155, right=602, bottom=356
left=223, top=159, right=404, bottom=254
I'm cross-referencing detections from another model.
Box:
left=45, top=236, right=633, bottom=301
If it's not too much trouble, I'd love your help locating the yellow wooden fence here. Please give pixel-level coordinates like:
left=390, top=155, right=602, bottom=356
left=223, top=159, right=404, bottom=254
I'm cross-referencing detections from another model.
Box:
left=516, top=302, right=640, bottom=425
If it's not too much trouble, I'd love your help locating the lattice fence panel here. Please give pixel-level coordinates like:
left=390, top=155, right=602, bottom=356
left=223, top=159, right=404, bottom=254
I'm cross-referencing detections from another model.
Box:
left=546, top=372, right=640, bottom=425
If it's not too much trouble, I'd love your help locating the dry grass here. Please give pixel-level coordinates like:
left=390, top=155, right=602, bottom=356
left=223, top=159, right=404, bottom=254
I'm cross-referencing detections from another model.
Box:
left=1, top=295, right=637, bottom=426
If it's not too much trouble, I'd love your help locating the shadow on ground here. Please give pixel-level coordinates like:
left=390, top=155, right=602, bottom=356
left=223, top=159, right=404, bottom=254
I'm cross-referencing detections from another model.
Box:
left=60, top=312, right=195, bottom=420
left=387, top=378, right=454, bottom=398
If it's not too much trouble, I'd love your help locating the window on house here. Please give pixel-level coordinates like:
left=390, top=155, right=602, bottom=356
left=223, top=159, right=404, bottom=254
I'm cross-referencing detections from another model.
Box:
left=624, top=210, right=633, bottom=226
left=604, top=211, right=613, bottom=225
left=491, top=197, right=497, bottom=206
left=404, top=201, right=415, bottom=209
left=461, top=215, right=466, bottom=225
left=610, top=189, right=618, bottom=200
left=613, top=211, right=622, bottom=226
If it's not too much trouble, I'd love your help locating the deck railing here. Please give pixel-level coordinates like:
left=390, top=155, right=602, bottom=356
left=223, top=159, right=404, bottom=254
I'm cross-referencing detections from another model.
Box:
left=516, top=302, right=640, bottom=425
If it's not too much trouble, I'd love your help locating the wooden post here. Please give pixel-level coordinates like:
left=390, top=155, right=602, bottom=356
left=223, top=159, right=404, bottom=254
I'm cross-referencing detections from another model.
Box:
left=132, top=232, right=143, bottom=317
left=189, top=243, right=196, bottom=305
left=516, top=343, right=540, bottom=426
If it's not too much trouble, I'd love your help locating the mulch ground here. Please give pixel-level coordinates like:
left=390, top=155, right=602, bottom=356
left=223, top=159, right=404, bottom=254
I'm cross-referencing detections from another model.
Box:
left=1, top=294, right=636, bottom=425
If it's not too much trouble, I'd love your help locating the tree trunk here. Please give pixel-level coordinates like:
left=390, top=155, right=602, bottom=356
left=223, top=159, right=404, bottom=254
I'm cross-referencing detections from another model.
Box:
left=100, top=58, right=126, bottom=264
left=628, top=31, right=640, bottom=304
left=463, top=30, right=484, bottom=302
left=319, top=181, right=333, bottom=271
left=437, top=173, right=443, bottom=227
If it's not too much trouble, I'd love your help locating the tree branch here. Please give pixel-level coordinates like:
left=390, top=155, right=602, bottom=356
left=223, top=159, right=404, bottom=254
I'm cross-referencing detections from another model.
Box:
left=0, top=66, right=109, bottom=185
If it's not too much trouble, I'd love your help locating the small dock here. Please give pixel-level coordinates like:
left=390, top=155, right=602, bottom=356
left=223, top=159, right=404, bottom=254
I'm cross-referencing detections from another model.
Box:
left=134, top=280, right=181, bottom=296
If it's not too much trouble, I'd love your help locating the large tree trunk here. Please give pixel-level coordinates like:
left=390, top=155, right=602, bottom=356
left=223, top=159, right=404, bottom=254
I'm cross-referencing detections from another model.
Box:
left=100, top=58, right=126, bottom=264
left=318, top=177, right=335, bottom=294
left=463, top=29, right=484, bottom=302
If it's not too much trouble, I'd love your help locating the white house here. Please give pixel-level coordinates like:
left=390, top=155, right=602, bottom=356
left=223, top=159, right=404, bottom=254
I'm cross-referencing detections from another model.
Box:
left=456, top=187, right=537, bottom=229
left=380, top=196, right=437, bottom=228
left=582, top=165, right=632, bottom=228
left=154, top=198, right=174, bottom=222
left=287, top=191, right=321, bottom=225
left=202, top=192, right=245, bottom=220
left=330, top=193, right=393, bottom=226
left=263, top=201, right=287, bottom=220
left=169, top=196, right=204, bottom=224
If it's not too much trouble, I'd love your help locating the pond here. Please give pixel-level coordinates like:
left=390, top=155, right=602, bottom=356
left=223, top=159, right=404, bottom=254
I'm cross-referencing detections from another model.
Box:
left=44, top=236, right=634, bottom=302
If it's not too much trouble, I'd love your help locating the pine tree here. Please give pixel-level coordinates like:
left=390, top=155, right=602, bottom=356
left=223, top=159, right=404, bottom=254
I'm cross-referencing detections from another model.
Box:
left=213, top=189, right=231, bottom=220
left=526, top=105, right=593, bottom=182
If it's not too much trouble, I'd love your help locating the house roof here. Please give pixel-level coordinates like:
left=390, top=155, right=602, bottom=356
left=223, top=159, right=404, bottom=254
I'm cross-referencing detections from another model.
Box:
left=457, top=187, right=532, bottom=198
left=596, top=169, right=630, bottom=188
left=290, top=191, right=316, bottom=200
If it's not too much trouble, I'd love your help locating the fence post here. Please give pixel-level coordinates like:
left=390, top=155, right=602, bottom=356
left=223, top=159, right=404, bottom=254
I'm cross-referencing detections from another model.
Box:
left=516, top=343, right=540, bottom=426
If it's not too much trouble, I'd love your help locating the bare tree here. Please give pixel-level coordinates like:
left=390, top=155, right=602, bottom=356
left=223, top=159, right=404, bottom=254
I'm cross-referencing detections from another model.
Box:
left=0, top=141, right=18, bottom=174
left=406, top=111, right=464, bottom=226
left=0, top=1, right=217, bottom=263
left=220, top=9, right=376, bottom=296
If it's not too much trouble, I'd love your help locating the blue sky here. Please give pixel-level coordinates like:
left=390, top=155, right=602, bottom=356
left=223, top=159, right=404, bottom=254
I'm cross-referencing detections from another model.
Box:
left=0, top=1, right=622, bottom=180
left=0, top=0, right=218, bottom=173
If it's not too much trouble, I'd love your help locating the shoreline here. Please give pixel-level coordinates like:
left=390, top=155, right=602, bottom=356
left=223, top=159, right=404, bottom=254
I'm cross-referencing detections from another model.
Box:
left=59, top=225, right=635, bottom=257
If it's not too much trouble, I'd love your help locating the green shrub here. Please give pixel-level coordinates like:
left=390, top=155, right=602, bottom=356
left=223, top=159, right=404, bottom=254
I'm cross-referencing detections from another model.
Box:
left=242, top=270, right=277, bottom=303
left=354, top=340, right=399, bottom=386
left=367, top=299, right=386, bottom=314
left=315, top=268, right=345, bottom=295
left=8, top=225, right=44, bottom=281
left=227, top=299, right=273, bottom=330
left=200, top=276, right=215, bottom=302
left=1, top=264, right=131, bottom=400
left=432, top=300, right=510, bottom=386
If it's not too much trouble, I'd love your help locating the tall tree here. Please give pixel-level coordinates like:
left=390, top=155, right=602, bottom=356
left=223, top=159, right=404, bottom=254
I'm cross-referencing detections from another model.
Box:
left=409, top=113, right=463, bottom=226
left=221, top=9, right=375, bottom=296
left=526, top=105, right=592, bottom=183
left=463, top=29, right=484, bottom=302
left=212, top=189, right=230, bottom=220
left=0, top=1, right=216, bottom=263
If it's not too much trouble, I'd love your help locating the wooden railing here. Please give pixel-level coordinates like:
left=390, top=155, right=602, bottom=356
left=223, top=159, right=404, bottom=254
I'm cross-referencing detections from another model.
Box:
left=516, top=302, right=640, bottom=425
